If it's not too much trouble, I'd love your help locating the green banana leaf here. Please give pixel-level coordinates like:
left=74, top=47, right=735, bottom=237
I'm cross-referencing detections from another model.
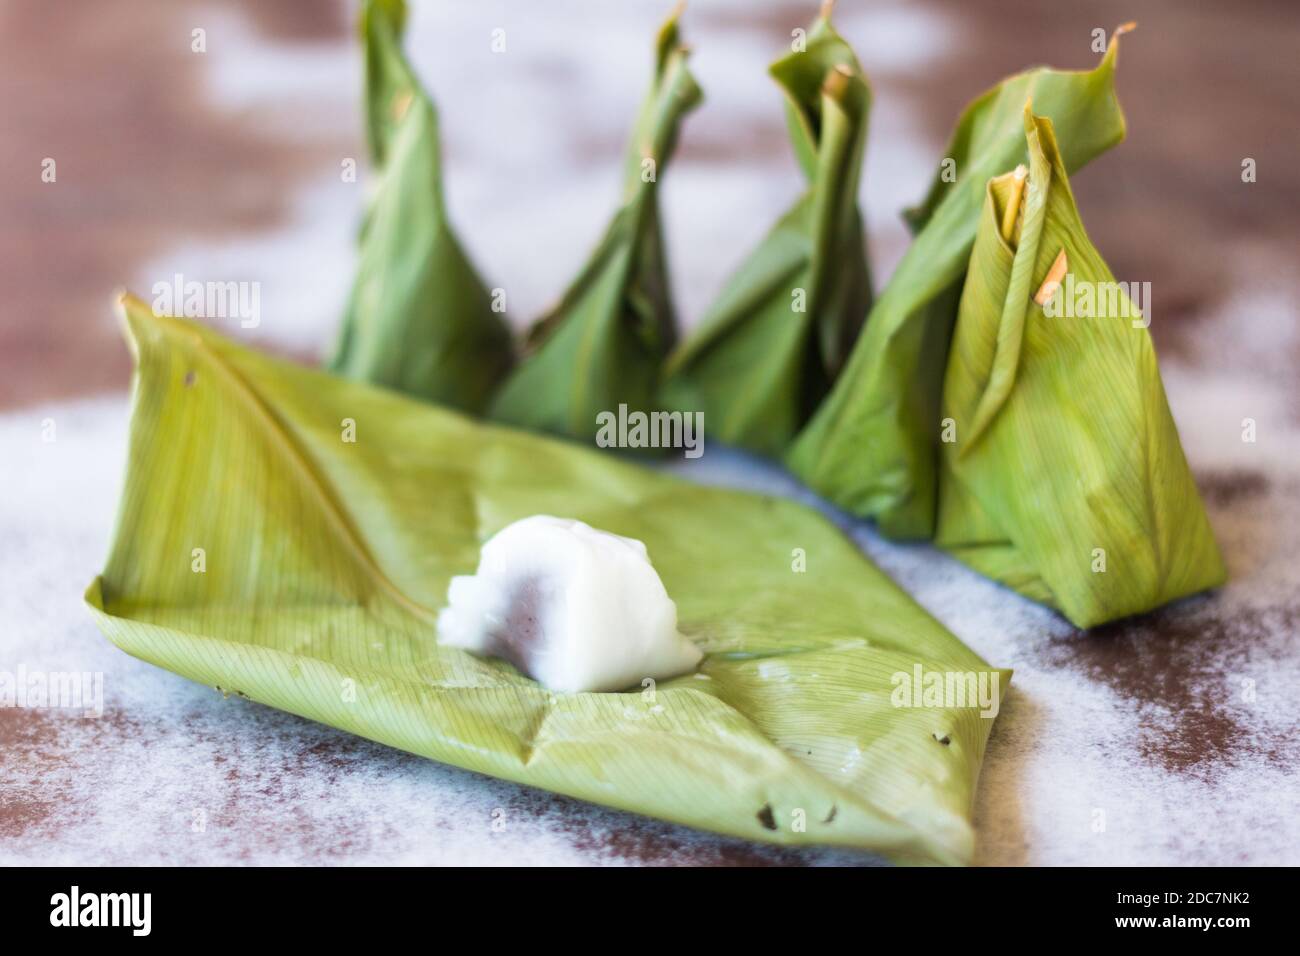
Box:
left=934, top=107, right=1225, bottom=627
left=488, top=9, right=701, bottom=443
left=787, top=28, right=1130, bottom=539
left=88, top=293, right=1009, bottom=865
left=328, top=0, right=513, bottom=413
left=660, top=11, right=871, bottom=456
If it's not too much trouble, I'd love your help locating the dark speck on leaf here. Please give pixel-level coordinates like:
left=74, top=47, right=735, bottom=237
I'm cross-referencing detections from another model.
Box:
left=756, top=804, right=777, bottom=831
left=823, top=805, right=837, bottom=824
left=933, top=733, right=951, bottom=746
left=183, top=369, right=196, bottom=387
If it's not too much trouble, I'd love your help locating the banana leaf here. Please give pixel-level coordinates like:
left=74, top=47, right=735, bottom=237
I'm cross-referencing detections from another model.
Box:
left=659, top=10, right=871, bottom=456
left=487, top=9, right=701, bottom=443
left=934, top=107, right=1225, bottom=627
left=328, top=0, right=513, bottom=413
left=786, top=28, right=1131, bottom=539
left=87, top=293, right=1010, bottom=866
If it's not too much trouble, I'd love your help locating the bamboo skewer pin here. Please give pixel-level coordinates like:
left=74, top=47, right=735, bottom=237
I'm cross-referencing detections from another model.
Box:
left=1033, top=248, right=1070, bottom=306
left=1000, top=164, right=1028, bottom=242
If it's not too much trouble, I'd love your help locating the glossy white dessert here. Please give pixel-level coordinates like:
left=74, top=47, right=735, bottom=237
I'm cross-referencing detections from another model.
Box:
left=437, top=516, right=703, bottom=692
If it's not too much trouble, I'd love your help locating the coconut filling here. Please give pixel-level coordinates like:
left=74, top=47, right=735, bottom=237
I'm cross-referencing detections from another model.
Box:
left=436, top=516, right=703, bottom=693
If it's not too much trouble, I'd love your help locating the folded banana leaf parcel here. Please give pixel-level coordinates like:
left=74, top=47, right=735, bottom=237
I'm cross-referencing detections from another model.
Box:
left=784, top=27, right=1222, bottom=626
left=87, top=294, right=1009, bottom=865
left=328, top=0, right=513, bottom=413
left=935, top=107, right=1225, bottom=627
left=660, top=10, right=871, bottom=456
left=787, top=31, right=1132, bottom=538
left=489, top=8, right=700, bottom=442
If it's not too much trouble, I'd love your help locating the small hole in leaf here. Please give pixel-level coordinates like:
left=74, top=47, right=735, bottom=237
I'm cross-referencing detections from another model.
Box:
left=183, top=369, right=196, bottom=387
left=756, top=804, right=777, bottom=831
left=933, top=732, right=951, bottom=746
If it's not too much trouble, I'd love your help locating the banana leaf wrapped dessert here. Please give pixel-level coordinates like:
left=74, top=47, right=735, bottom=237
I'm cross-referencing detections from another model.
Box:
left=660, top=6, right=870, bottom=456
left=488, top=9, right=701, bottom=442
left=787, top=28, right=1131, bottom=539
left=90, top=294, right=1009, bottom=866
left=329, top=0, right=513, bottom=413
left=935, top=107, right=1225, bottom=627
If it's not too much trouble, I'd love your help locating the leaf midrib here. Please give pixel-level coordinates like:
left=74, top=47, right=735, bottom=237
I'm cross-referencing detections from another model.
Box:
left=143, top=304, right=440, bottom=627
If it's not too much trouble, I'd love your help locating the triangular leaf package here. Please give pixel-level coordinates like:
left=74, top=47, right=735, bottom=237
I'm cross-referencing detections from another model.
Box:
left=787, top=31, right=1129, bottom=539
left=660, top=10, right=871, bottom=456
left=488, top=9, right=701, bottom=442
left=935, top=107, right=1225, bottom=627
left=329, top=0, right=514, bottom=412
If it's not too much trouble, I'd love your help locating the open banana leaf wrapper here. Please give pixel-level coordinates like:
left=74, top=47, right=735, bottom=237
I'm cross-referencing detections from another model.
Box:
left=936, top=108, right=1225, bottom=627
left=489, top=10, right=700, bottom=442
left=328, top=0, right=513, bottom=412
left=787, top=31, right=1130, bottom=540
left=88, top=295, right=1008, bottom=865
left=661, top=12, right=871, bottom=456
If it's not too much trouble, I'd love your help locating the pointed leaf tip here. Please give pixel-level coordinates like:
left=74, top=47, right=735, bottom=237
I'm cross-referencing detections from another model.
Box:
left=115, top=290, right=160, bottom=360
left=1102, top=21, right=1134, bottom=68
